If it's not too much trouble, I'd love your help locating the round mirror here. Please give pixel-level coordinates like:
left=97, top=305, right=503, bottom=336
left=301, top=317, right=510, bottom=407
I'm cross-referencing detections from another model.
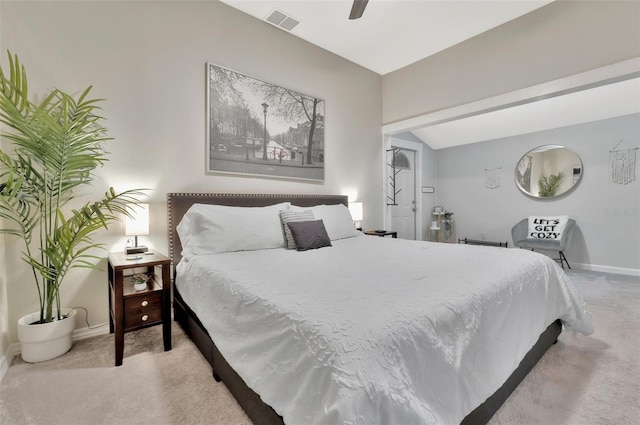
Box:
left=515, top=145, right=583, bottom=198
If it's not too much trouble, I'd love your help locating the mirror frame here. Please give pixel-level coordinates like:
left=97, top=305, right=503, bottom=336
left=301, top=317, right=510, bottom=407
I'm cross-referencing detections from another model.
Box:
left=515, top=145, right=583, bottom=199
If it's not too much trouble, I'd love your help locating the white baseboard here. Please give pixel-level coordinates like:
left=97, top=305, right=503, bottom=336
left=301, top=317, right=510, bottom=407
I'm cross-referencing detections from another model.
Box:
left=72, top=323, right=110, bottom=341
left=515, top=249, right=640, bottom=277
left=0, top=351, right=9, bottom=382
left=0, top=343, right=20, bottom=382
left=0, top=355, right=9, bottom=382
left=571, top=262, right=640, bottom=277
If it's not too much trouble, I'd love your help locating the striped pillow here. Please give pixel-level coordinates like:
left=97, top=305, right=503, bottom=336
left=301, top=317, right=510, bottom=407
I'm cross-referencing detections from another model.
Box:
left=280, top=210, right=315, bottom=249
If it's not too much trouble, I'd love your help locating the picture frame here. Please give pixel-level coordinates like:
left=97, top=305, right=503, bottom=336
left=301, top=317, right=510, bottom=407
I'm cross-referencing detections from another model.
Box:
left=206, top=63, right=325, bottom=182
left=433, top=206, right=444, bottom=214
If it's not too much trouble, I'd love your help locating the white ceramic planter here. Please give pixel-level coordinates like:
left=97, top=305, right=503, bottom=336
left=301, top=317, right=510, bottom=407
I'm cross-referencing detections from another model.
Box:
left=18, top=308, right=77, bottom=363
left=134, top=282, right=147, bottom=291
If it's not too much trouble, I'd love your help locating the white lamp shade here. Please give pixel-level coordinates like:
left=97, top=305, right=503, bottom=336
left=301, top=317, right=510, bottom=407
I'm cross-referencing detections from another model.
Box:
left=348, top=202, right=363, bottom=222
left=125, top=203, right=149, bottom=236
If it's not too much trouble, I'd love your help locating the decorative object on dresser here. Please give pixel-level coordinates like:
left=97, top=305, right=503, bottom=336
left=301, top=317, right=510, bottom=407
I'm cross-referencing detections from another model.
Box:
left=206, top=63, right=325, bottom=182
left=107, top=251, right=172, bottom=366
left=0, top=51, right=144, bottom=362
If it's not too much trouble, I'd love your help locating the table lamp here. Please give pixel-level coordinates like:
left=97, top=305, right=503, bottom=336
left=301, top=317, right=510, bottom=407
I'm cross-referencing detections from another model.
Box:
left=348, top=202, right=363, bottom=229
left=125, top=203, right=149, bottom=254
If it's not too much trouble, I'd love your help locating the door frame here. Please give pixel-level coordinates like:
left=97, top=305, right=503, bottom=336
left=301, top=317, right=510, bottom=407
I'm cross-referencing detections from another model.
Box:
left=383, top=136, right=423, bottom=240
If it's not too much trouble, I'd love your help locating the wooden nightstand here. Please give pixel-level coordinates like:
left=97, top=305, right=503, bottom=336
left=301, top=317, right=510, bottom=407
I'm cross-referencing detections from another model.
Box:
left=107, top=250, right=171, bottom=366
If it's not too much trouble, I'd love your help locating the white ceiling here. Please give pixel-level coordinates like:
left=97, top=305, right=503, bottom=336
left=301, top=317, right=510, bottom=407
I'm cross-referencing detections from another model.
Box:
left=412, top=76, right=640, bottom=149
left=222, top=0, right=640, bottom=149
left=221, top=0, right=552, bottom=75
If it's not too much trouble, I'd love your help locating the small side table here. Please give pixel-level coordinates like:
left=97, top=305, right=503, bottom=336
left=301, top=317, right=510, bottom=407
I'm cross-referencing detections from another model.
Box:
left=363, top=230, right=398, bottom=238
left=107, top=250, right=171, bottom=366
left=427, top=226, right=441, bottom=242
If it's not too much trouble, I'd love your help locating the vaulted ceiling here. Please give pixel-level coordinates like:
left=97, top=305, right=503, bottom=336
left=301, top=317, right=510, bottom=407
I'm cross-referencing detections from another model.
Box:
left=220, top=0, right=552, bottom=75
left=222, top=1, right=640, bottom=149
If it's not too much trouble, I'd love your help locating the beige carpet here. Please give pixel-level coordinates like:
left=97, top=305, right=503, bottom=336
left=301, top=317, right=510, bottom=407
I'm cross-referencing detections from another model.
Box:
left=1, top=269, right=638, bottom=424
left=489, top=270, right=640, bottom=425
left=0, top=324, right=250, bottom=425
left=0, top=352, right=168, bottom=424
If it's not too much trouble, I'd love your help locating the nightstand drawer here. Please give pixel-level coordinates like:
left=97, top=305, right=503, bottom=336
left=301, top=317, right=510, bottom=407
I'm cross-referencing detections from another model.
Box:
left=124, top=293, right=162, bottom=329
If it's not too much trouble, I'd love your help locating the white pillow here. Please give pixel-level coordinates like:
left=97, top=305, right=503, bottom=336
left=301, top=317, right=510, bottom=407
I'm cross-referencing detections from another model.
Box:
left=526, top=215, right=569, bottom=240
left=177, top=202, right=291, bottom=255
left=280, top=209, right=315, bottom=249
left=291, top=204, right=360, bottom=240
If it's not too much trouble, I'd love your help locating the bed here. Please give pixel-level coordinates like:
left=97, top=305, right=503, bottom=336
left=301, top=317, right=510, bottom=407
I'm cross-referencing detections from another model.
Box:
left=167, top=193, right=592, bottom=425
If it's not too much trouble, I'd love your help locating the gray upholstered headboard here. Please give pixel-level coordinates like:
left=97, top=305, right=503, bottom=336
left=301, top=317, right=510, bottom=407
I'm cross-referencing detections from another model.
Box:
left=167, top=193, right=348, bottom=265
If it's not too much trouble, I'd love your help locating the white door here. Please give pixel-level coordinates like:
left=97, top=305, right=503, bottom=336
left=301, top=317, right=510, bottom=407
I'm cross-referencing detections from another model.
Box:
left=390, top=149, right=416, bottom=239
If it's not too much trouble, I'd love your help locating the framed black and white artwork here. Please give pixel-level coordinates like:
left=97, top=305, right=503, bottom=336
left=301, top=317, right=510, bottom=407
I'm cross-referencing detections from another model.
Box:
left=206, top=63, right=325, bottom=182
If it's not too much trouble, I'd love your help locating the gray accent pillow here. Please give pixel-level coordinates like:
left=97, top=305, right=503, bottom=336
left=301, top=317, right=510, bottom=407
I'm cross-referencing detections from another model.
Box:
left=280, top=209, right=315, bottom=249
left=286, top=219, right=332, bottom=251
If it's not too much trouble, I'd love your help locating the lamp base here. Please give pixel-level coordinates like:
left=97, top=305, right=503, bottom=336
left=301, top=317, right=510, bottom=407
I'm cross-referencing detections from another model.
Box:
left=125, top=246, right=148, bottom=254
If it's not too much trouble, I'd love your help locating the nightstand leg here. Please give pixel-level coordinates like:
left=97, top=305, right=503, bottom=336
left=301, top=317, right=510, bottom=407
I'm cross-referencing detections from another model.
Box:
left=113, top=268, right=124, bottom=366
left=163, top=317, right=171, bottom=351
left=162, top=263, right=172, bottom=352
left=108, top=262, right=114, bottom=334
left=115, top=324, right=124, bottom=366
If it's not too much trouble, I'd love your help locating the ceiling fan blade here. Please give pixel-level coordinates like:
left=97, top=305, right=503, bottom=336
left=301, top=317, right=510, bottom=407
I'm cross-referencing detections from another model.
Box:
left=349, top=0, right=369, bottom=20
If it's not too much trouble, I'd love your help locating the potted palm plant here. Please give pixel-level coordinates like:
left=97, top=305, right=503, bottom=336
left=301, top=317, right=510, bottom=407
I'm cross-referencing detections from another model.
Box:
left=0, top=52, right=143, bottom=362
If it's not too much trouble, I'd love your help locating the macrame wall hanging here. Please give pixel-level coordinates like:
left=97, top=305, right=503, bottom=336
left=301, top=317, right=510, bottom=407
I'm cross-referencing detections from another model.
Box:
left=484, top=167, right=502, bottom=189
left=609, top=140, right=638, bottom=185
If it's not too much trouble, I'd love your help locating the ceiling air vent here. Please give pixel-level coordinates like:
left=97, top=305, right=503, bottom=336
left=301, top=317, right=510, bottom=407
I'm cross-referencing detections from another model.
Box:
left=266, top=9, right=299, bottom=31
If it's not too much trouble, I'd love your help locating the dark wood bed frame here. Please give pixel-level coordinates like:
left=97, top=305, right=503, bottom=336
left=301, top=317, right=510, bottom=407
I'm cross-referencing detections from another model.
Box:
left=167, top=192, right=562, bottom=425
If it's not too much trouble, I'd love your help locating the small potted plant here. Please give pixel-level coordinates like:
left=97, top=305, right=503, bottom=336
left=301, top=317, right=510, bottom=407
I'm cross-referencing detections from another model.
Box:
left=441, top=210, right=455, bottom=242
left=132, top=274, right=151, bottom=291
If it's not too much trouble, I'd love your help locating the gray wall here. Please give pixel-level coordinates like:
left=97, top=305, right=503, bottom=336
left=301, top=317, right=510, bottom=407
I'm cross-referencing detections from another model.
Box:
left=435, top=114, right=640, bottom=272
left=0, top=1, right=382, bottom=345
left=382, top=1, right=640, bottom=124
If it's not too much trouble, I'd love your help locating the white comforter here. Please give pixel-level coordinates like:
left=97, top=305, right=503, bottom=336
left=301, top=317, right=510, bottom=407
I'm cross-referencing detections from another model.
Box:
left=176, top=235, right=592, bottom=425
